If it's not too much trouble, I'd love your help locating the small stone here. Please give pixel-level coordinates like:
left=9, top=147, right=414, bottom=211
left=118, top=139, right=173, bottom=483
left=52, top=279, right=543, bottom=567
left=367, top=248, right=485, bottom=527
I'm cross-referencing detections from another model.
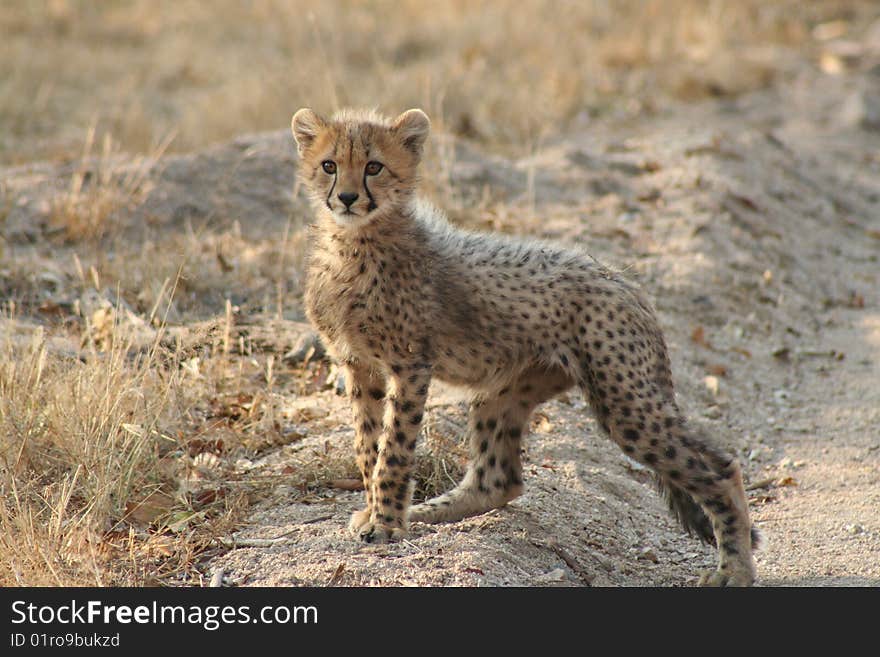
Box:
left=748, top=446, right=769, bottom=462
left=703, top=375, right=720, bottom=396
left=846, top=524, right=864, bottom=535
left=838, top=84, right=880, bottom=131
left=773, top=389, right=789, bottom=403
left=331, top=370, right=346, bottom=395
left=814, top=20, right=849, bottom=41
left=286, top=331, right=325, bottom=364
left=273, top=484, right=295, bottom=499
left=535, top=568, right=567, bottom=583
left=625, top=456, right=649, bottom=472
left=638, top=547, right=659, bottom=563
left=703, top=406, right=723, bottom=419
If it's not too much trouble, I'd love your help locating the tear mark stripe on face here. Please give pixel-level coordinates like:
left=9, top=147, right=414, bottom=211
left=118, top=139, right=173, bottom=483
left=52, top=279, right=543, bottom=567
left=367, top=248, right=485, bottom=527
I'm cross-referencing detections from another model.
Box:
left=363, top=169, right=378, bottom=212
left=326, top=167, right=337, bottom=211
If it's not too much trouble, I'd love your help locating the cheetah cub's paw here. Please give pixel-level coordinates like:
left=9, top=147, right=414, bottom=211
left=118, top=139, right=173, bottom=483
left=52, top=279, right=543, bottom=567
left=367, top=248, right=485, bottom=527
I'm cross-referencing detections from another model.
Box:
left=348, top=508, right=372, bottom=535
left=698, top=567, right=755, bottom=587
left=348, top=510, right=405, bottom=544
left=356, top=522, right=406, bottom=544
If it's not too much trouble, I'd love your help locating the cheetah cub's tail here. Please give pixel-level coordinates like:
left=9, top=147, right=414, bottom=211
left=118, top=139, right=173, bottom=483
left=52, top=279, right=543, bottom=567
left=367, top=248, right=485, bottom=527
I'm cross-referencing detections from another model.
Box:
left=658, top=477, right=761, bottom=550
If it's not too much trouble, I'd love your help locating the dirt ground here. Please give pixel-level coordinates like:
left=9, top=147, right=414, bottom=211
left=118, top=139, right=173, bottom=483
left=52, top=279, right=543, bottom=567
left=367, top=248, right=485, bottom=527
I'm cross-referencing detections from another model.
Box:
left=205, top=66, right=879, bottom=586
left=4, top=43, right=880, bottom=588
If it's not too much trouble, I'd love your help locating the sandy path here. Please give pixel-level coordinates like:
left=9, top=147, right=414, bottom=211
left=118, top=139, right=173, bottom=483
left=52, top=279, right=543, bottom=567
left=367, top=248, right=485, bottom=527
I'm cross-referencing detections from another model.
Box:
left=752, top=310, right=880, bottom=585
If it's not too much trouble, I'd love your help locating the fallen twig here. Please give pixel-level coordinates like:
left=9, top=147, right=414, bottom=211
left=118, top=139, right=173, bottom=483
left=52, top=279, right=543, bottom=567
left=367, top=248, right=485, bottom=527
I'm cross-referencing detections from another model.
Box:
left=301, top=514, right=334, bottom=525
left=535, top=539, right=593, bottom=586
left=216, top=536, right=296, bottom=548
left=325, top=563, right=345, bottom=586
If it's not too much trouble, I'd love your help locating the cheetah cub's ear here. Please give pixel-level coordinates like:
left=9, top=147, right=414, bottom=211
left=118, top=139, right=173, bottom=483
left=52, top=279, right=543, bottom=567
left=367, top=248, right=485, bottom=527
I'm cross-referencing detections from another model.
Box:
left=291, top=108, right=327, bottom=155
left=393, top=109, right=430, bottom=156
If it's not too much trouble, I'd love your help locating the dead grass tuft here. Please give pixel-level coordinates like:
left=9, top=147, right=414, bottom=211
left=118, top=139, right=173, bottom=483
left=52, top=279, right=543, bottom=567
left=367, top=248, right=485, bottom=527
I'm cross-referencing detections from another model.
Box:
left=0, top=311, right=249, bottom=585
left=3, top=1, right=876, bottom=163
left=49, top=126, right=171, bottom=244
left=0, top=326, right=165, bottom=583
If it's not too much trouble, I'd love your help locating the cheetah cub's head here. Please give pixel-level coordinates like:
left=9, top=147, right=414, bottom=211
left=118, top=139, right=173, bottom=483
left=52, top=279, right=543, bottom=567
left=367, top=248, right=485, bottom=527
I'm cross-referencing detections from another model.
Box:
left=291, top=108, right=430, bottom=227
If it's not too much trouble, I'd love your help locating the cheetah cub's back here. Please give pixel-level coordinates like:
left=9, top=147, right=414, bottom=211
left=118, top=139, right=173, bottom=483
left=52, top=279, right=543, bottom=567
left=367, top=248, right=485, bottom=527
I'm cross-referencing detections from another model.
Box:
left=291, top=107, right=757, bottom=586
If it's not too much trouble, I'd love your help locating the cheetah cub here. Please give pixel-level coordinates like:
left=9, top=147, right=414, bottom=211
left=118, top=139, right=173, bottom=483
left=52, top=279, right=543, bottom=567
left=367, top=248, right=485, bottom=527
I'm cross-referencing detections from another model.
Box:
left=291, top=107, right=757, bottom=586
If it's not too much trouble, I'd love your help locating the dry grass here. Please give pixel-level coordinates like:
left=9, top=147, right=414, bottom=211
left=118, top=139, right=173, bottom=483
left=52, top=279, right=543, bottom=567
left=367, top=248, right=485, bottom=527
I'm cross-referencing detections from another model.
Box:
left=48, top=126, right=173, bottom=244
left=3, top=0, right=877, bottom=164
left=1, top=0, right=878, bottom=586
left=0, top=320, right=184, bottom=584
left=0, top=303, right=315, bottom=586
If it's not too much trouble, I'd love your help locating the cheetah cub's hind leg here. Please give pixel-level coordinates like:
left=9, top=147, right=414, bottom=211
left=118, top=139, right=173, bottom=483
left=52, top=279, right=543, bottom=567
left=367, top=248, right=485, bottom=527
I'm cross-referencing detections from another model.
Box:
left=409, top=366, right=572, bottom=523
left=580, top=353, right=757, bottom=586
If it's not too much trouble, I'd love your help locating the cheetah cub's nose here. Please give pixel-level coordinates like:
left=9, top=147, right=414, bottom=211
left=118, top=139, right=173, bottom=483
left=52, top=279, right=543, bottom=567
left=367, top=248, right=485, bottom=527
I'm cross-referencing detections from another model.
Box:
left=338, top=192, right=359, bottom=208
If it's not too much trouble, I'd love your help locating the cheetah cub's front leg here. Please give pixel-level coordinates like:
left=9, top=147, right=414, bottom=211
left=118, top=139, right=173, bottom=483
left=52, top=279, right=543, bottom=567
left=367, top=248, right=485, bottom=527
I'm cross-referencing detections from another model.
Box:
left=343, top=361, right=386, bottom=536
left=348, top=362, right=431, bottom=544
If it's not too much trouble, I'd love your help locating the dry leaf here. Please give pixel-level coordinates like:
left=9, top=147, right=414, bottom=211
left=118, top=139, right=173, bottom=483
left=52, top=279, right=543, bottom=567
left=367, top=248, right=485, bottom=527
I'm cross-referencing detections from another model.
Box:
left=638, top=188, right=661, bottom=203
left=812, top=20, right=848, bottom=41
left=125, top=490, right=175, bottom=525
left=772, top=347, right=791, bottom=362
left=144, top=535, right=176, bottom=558
left=165, top=510, right=206, bottom=533
left=691, top=325, right=711, bottom=349
left=291, top=406, right=330, bottom=422
left=327, top=478, right=364, bottom=491
left=707, top=364, right=728, bottom=377
left=193, top=487, right=226, bottom=507
left=187, top=437, right=225, bottom=457
left=216, top=250, right=234, bottom=272
left=38, top=300, right=68, bottom=318
left=730, top=193, right=759, bottom=212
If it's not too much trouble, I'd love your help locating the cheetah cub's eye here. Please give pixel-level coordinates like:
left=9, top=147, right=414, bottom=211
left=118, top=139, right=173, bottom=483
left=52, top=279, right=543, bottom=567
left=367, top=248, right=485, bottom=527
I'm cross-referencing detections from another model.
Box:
left=365, top=161, right=384, bottom=176
left=321, top=160, right=337, bottom=175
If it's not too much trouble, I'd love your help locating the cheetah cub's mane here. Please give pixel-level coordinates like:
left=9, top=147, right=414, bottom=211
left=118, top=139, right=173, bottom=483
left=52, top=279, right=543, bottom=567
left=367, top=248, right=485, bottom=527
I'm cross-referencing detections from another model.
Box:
left=291, top=107, right=758, bottom=587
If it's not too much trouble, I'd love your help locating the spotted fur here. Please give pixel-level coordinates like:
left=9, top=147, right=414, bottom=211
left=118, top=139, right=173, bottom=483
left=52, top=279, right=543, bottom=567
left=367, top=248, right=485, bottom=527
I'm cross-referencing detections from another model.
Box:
left=291, top=107, right=757, bottom=586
